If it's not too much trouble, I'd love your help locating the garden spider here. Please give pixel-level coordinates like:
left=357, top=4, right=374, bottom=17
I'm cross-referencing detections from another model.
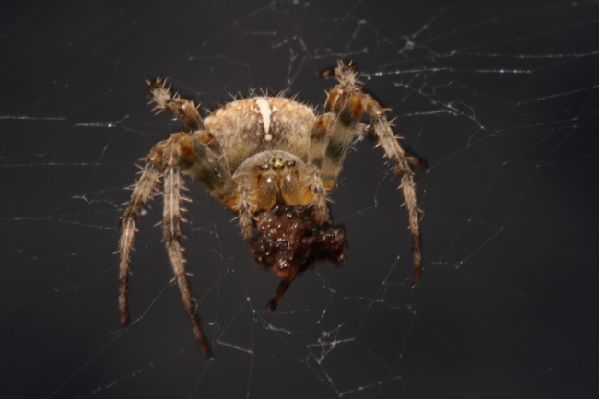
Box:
left=118, top=61, right=424, bottom=358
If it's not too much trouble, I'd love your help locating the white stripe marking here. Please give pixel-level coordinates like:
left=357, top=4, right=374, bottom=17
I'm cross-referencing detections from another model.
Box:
left=255, top=98, right=272, bottom=140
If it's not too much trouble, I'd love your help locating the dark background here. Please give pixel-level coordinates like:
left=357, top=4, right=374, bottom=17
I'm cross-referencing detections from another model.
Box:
left=1, top=0, right=597, bottom=398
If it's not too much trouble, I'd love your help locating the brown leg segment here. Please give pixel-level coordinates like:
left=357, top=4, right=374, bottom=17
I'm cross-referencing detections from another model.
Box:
left=162, top=138, right=212, bottom=357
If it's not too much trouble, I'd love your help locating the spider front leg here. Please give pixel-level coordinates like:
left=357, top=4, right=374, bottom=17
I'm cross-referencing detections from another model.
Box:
left=119, top=143, right=164, bottom=327
left=119, top=133, right=213, bottom=358
left=366, top=102, right=425, bottom=284
left=161, top=134, right=212, bottom=357
left=320, top=61, right=425, bottom=284
left=147, top=77, right=239, bottom=202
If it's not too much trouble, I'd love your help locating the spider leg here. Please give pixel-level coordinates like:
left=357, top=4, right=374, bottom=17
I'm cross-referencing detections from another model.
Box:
left=367, top=104, right=424, bottom=284
left=148, top=78, right=204, bottom=131
left=322, top=61, right=425, bottom=284
left=119, top=143, right=164, bottom=327
left=162, top=135, right=212, bottom=357
left=183, top=132, right=238, bottom=205
left=308, top=114, right=331, bottom=171
left=314, top=61, right=366, bottom=186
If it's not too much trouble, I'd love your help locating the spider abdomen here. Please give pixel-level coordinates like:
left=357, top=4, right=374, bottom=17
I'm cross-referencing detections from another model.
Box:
left=204, top=97, right=315, bottom=171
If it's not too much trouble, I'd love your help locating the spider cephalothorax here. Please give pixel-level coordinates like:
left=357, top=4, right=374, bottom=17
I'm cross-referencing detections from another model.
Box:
left=118, top=61, right=424, bottom=358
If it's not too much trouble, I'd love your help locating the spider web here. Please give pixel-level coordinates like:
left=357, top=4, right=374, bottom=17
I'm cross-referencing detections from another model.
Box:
left=1, top=0, right=598, bottom=398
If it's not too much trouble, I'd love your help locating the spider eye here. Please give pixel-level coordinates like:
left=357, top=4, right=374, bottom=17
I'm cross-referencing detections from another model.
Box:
left=285, top=160, right=296, bottom=167
left=272, top=157, right=284, bottom=170
left=259, top=163, right=270, bottom=170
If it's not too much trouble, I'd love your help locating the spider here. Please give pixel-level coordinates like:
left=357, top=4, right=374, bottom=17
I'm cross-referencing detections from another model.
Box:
left=118, top=61, right=424, bottom=358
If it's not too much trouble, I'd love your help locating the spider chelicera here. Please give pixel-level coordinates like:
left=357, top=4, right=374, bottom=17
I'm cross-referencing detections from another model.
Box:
left=118, top=61, right=424, bottom=357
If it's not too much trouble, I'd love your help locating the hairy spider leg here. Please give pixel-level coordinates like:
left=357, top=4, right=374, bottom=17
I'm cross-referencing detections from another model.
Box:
left=317, top=61, right=425, bottom=284
left=119, top=133, right=212, bottom=358
left=162, top=135, right=212, bottom=357
left=148, top=78, right=204, bottom=131
left=119, top=144, right=164, bottom=327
